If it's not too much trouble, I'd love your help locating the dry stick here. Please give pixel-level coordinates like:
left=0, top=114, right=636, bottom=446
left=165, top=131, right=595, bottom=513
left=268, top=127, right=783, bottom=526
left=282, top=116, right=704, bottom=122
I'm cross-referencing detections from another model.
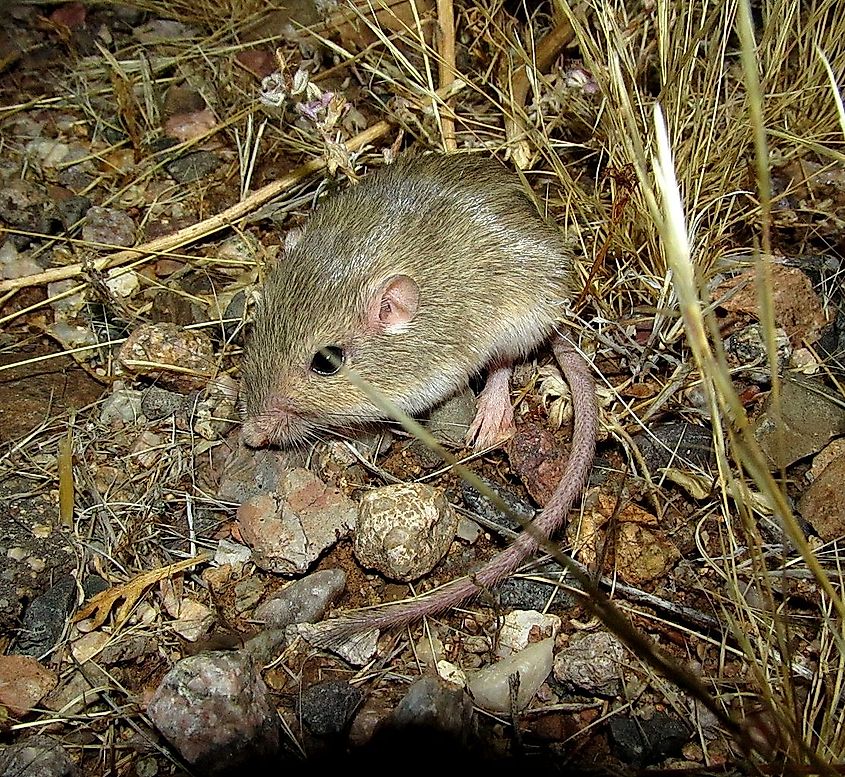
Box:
left=0, top=120, right=393, bottom=296
left=504, top=15, right=578, bottom=148
left=436, top=0, right=457, bottom=151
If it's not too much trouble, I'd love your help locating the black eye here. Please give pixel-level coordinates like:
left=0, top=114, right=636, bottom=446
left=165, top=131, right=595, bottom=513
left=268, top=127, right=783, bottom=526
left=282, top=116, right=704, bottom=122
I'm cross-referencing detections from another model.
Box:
left=310, top=346, right=343, bottom=376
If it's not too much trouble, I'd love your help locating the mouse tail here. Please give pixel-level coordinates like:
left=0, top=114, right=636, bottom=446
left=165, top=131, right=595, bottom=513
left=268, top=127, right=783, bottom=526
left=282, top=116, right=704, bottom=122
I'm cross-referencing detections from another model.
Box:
left=311, top=330, right=597, bottom=651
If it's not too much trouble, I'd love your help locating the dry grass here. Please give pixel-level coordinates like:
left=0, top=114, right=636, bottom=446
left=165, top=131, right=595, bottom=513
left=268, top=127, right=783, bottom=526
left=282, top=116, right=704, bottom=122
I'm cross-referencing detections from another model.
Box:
left=2, top=0, right=845, bottom=771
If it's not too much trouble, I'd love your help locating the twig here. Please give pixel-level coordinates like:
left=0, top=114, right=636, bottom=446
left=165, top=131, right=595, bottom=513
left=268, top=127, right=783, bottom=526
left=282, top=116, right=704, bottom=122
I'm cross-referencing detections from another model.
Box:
left=0, top=120, right=392, bottom=295
left=436, top=0, right=457, bottom=151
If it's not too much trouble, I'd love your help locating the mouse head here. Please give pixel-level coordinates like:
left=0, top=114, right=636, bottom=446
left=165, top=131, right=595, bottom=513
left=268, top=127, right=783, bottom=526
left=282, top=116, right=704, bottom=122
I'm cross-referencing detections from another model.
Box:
left=239, top=266, right=429, bottom=448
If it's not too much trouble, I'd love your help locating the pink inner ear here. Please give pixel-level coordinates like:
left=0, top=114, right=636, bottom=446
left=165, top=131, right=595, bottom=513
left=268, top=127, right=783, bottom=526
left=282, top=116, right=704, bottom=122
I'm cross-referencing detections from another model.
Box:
left=367, top=274, right=420, bottom=332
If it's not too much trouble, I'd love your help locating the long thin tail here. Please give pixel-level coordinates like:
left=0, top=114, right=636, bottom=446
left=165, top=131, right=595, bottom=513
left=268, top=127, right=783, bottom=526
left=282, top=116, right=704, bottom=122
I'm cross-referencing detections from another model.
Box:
left=313, top=331, right=597, bottom=649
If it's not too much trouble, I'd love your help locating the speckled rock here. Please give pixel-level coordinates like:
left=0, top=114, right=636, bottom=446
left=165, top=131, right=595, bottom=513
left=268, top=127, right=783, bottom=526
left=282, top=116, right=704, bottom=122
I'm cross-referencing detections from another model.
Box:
left=299, top=680, right=363, bottom=736
left=118, top=323, right=215, bottom=393
left=354, top=483, right=457, bottom=581
left=0, top=735, right=77, bottom=777
left=553, top=630, right=626, bottom=696
left=146, top=651, right=279, bottom=774
left=82, top=205, right=136, bottom=247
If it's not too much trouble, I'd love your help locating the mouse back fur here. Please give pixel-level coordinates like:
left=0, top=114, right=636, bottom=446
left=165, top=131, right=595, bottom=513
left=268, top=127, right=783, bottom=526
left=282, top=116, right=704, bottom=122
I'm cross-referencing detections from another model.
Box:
left=240, top=153, right=577, bottom=446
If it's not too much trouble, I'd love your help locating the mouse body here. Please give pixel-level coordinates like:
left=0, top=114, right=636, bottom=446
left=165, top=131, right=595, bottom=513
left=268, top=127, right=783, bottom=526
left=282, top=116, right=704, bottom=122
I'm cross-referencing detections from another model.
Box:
left=240, top=153, right=578, bottom=449
left=239, top=152, right=597, bottom=641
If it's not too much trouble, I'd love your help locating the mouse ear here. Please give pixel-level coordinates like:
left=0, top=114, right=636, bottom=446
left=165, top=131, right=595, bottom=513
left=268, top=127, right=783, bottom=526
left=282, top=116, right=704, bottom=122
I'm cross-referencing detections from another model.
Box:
left=367, top=274, right=420, bottom=334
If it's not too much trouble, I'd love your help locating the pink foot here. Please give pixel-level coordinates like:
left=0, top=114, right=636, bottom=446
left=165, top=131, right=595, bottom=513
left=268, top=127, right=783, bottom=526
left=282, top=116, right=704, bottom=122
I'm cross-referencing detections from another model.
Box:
left=466, top=363, right=515, bottom=450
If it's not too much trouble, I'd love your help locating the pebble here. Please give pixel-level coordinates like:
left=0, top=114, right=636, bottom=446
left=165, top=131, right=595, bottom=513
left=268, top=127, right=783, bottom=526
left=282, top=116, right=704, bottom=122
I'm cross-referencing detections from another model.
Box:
left=299, top=680, right=363, bottom=736
left=467, top=638, right=554, bottom=713
left=461, top=475, right=534, bottom=533
left=495, top=609, right=561, bottom=658
left=13, top=574, right=76, bottom=657
left=390, top=675, right=473, bottom=740
left=610, top=713, right=690, bottom=767
left=253, top=568, right=347, bottom=628
left=166, top=151, right=221, bottom=183
left=82, top=205, right=136, bottom=247
left=496, top=572, right=575, bottom=611
left=355, top=483, right=457, bottom=581
left=725, top=323, right=790, bottom=381
left=798, top=452, right=845, bottom=541
left=100, top=388, right=144, bottom=425
left=632, top=420, right=715, bottom=473
left=214, top=538, right=252, bottom=567
left=140, top=386, right=188, bottom=420
left=0, top=240, right=42, bottom=280
left=118, top=322, right=215, bottom=393
left=754, top=377, right=845, bottom=469
left=0, top=655, right=57, bottom=716
left=217, top=443, right=307, bottom=504
left=0, top=735, right=76, bottom=777
left=426, top=389, right=477, bottom=446
left=192, top=375, right=239, bottom=440
left=553, top=630, right=625, bottom=696
left=237, top=468, right=356, bottom=575
left=146, top=651, right=280, bottom=774
left=293, top=621, right=378, bottom=666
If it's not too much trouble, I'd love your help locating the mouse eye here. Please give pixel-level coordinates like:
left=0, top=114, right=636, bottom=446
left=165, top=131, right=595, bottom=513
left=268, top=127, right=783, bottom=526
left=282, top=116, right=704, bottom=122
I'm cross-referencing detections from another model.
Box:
left=310, top=346, right=344, bottom=376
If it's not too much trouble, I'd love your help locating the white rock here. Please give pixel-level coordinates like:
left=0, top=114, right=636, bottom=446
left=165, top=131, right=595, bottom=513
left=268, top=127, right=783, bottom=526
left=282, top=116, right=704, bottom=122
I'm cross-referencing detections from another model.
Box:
left=436, top=660, right=467, bottom=687
left=215, top=539, right=252, bottom=567
left=496, top=609, right=562, bottom=658
left=106, top=267, right=139, bottom=297
left=100, top=389, right=144, bottom=425
left=355, top=483, right=457, bottom=581
left=48, top=321, right=98, bottom=352
left=467, top=638, right=555, bottom=713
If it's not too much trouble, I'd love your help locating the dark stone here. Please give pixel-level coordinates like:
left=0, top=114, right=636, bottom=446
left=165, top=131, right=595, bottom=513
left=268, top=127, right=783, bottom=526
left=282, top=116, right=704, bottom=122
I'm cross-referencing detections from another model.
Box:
left=299, top=680, right=363, bottom=737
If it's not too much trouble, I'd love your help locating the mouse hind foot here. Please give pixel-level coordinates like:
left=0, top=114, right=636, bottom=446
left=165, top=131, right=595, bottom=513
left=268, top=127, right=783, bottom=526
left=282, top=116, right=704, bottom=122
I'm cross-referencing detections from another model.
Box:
left=466, top=361, right=515, bottom=450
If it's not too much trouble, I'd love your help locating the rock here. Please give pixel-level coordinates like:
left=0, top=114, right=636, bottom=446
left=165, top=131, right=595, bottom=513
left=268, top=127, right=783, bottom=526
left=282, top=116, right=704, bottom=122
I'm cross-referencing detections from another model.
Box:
left=293, top=621, right=378, bottom=666
left=299, top=680, right=363, bottom=736
left=118, top=323, right=215, bottom=393
left=390, top=675, right=473, bottom=741
left=140, top=386, right=188, bottom=420
left=166, top=151, right=221, bottom=182
left=553, top=631, right=625, bottom=696
left=426, top=389, right=477, bottom=446
left=13, top=574, right=76, bottom=657
left=615, top=522, right=680, bottom=585
left=0, top=180, right=62, bottom=238
left=724, top=323, right=790, bottom=382
left=507, top=422, right=570, bottom=505
left=753, top=378, right=845, bottom=469
left=82, top=205, right=136, bottom=247
left=146, top=651, right=279, bottom=774
left=495, top=609, right=561, bottom=658
left=217, top=444, right=307, bottom=504
left=798, top=453, right=845, bottom=541
left=99, top=388, right=144, bottom=425
left=0, top=240, right=42, bottom=280
left=193, top=375, right=239, bottom=440
left=253, top=568, right=347, bottom=628
left=0, top=735, right=77, bottom=777
left=355, top=483, right=458, bottom=581
left=609, top=713, right=690, bottom=767
left=237, top=468, right=356, bottom=574
left=214, top=539, right=252, bottom=567
left=496, top=572, right=576, bottom=611
left=461, top=475, right=534, bottom=533
left=233, top=577, right=266, bottom=614
left=0, top=655, right=58, bottom=716
left=715, top=264, right=827, bottom=347
left=467, top=638, right=554, bottom=713
left=633, top=421, right=714, bottom=473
